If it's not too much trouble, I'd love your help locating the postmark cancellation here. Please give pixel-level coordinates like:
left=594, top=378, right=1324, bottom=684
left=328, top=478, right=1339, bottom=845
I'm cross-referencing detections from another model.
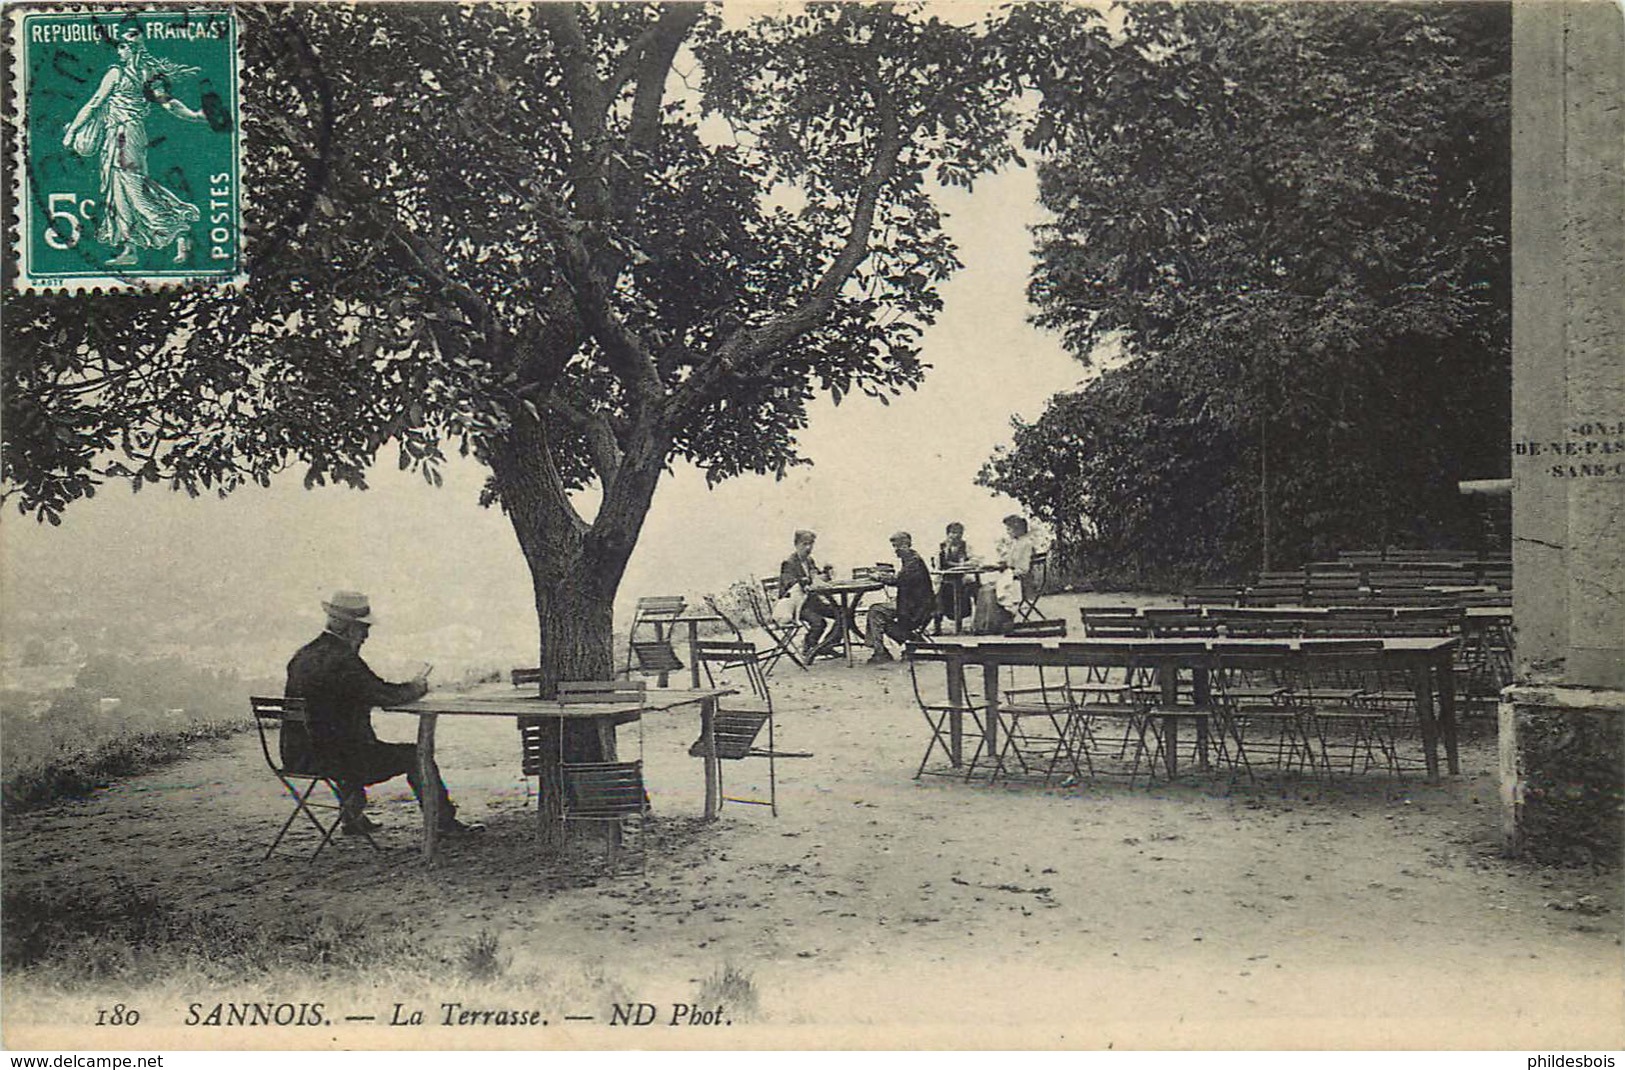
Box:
left=10, top=6, right=242, bottom=292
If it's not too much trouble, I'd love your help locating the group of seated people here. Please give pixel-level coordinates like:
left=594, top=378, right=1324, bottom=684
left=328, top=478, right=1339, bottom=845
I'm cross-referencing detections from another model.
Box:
left=776, top=515, right=1042, bottom=665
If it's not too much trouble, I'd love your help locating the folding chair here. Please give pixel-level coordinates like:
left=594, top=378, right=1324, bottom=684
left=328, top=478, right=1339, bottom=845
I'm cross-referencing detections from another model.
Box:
left=1126, top=643, right=1235, bottom=783
left=625, top=596, right=687, bottom=683
left=1063, top=645, right=1153, bottom=780
left=1297, top=640, right=1402, bottom=777
left=1211, top=644, right=1319, bottom=781
left=986, top=621, right=1090, bottom=785
left=556, top=680, right=649, bottom=872
left=905, top=642, right=988, bottom=779
left=689, top=640, right=810, bottom=815
left=1013, top=551, right=1050, bottom=622
left=746, top=577, right=810, bottom=673
left=518, top=679, right=645, bottom=819
left=252, top=696, right=378, bottom=861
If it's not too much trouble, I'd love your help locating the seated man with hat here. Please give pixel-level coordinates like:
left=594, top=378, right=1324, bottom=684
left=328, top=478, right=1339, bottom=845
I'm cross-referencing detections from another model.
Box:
left=283, top=590, right=477, bottom=837
left=863, top=531, right=936, bottom=665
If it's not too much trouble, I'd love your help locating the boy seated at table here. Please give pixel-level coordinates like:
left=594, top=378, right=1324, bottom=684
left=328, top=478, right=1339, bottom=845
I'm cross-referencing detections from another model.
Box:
left=936, top=521, right=981, bottom=627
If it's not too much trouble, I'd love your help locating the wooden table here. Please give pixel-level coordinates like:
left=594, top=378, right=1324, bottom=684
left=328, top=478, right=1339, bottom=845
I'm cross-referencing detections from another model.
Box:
left=387, top=685, right=735, bottom=863
left=809, top=579, right=884, bottom=665
left=923, top=635, right=1461, bottom=783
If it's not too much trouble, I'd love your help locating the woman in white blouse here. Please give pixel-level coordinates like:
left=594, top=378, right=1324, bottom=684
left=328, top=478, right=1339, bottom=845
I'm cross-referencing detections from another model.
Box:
left=972, top=515, right=1037, bottom=633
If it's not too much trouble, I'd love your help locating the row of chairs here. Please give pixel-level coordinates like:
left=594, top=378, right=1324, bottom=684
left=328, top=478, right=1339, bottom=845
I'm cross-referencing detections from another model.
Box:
left=907, top=625, right=1428, bottom=789
left=1185, top=554, right=1512, bottom=608
left=1080, top=605, right=1467, bottom=639
left=1083, top=604, right=1506, bottom=713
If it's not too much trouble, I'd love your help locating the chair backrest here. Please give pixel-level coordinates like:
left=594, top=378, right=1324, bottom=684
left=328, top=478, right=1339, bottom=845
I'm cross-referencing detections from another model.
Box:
left=1028, top=551, right=1049, bottom=591
left=1006, top=618, right=1067, bottom=638
left=1080, top=608, right=1151, bottom=638
left=250, top=696, right=307, bottom=775
left=693, top=639, right=770, bottom=702
left=558, top=680, right=649, bottom=705
left=633, top=595, right=687, bottom=619
left=1183, top=586, right=1242, bottom=606
left=251, top=695, right=307, bottom=723
left=511, top=667, right=543, bottom=687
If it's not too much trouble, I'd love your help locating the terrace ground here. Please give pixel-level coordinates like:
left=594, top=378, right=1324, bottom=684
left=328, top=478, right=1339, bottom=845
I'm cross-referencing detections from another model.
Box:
left=3, top=596, right=1621, bottom=1050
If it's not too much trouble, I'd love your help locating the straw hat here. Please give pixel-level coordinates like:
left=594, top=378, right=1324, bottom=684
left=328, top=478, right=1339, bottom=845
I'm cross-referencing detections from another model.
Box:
left=322, top=590, right=374, bottom=624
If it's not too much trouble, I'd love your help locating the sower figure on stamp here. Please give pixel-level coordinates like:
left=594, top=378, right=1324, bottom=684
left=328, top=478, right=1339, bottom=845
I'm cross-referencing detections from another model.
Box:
left=62, top=26, right=207, bottom=266
left=283, top=591, right=479, bottom=837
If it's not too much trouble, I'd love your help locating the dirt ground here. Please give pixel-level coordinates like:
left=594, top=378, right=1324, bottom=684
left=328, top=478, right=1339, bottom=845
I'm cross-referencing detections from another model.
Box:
left=3, top=611, right=1621, bottom=1050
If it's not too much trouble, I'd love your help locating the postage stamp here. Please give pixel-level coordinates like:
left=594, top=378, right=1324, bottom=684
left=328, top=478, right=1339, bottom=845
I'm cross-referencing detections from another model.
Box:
left=12, top=7, right=241, bottom=292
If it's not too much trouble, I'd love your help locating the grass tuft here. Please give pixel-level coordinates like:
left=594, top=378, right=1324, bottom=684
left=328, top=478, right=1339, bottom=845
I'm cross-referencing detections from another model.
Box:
left=459, top=929, right=505, bottom=981
left=696, top=962, right=759, bottom=1021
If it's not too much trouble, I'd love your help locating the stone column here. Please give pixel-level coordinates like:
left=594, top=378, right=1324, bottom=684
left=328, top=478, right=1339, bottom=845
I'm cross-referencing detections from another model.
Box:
left=1504, top=0, right=1625, bottom=861
left=1510, top=0, right=1625, bottom=689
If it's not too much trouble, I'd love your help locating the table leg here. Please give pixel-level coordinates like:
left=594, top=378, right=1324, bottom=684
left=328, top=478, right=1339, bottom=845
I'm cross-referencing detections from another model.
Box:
left=982, top=662, right=1001, bottom=772
left=1412, top=662, right=1441, bottom=783
left=702, top=697, right=720, bottom=820
left=1159, top=658, right=1180, bottom=779
left=417, top=713, right=439, bottom=865
left=946, top=656, right=965, bottom=767
left=1193, top=665, right=1212, bottom=770
left=655, top=623, right=671, bottom=688
left=843, top=593, right=859, bottom=667
left=1437, top=651, right=1460, bottom=775
left=687, top=621, right=703, bottom=689
left=537, top=732, right=565, bottom=852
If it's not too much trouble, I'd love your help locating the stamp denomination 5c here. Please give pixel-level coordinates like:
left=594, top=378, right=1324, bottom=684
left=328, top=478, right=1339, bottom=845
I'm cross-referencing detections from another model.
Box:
left=13, top=8, right=241, bottom=292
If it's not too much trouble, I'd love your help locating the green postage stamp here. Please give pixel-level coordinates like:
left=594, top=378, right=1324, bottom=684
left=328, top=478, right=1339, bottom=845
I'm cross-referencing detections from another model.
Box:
left=13, top=8, right=242, bottom=291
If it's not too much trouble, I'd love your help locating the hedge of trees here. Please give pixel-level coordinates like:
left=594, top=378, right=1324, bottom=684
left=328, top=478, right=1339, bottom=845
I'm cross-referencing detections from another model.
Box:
left=980, top=2, right=1511, bottom=588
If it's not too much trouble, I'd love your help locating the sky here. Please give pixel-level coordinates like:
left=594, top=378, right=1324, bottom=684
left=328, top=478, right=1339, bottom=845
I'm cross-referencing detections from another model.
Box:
left=0, top=166, right=1088, bottom=679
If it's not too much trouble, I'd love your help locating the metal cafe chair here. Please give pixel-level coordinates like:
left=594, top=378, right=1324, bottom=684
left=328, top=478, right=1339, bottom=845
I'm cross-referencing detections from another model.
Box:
left=905, top=641, right=988, bottom=780
left=1296, top=640, right=1403, bottom=777
left=1210, top=644, right=1319, bottom=781
left=251, top=696, right=378, bottom=861
left=555, top=681, right=650, bottom=873
left=690, top=639, right=811, bottom=816
left=1127, top=642, right=1236, bottom=783
left=988, top=621, right=1091, bottom=785
left=1013, top=551, right=1050, bottom=622
left=625, top=595, right=688, bottom=683
left=746, top=577, right=811, bottom=674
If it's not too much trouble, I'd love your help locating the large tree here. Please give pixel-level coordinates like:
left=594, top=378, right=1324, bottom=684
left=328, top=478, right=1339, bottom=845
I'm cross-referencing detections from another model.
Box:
left=3, top=4, right=1022, bottom=692
left=981, top=2, right=1511, bottom=583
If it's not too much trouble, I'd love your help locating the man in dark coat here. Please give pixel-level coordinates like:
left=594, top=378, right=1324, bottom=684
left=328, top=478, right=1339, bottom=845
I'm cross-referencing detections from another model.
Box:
left=283, top=590, right=475, bottom=836
left=864, top=532, right=935, bottom=664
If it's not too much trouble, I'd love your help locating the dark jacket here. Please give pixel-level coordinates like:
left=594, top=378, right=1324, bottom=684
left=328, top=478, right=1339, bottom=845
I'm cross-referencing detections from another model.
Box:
left=282, top=631, right=425, bottom=770
left=893, top=548, right=935, bottom=630
left=778, top=553, right=820, bottom=598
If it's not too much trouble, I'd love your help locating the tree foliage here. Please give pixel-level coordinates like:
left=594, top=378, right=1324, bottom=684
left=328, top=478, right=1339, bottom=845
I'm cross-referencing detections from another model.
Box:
left=3, top=3, right=1021, bottom=685
left=980, top=1, right=1511, bottom=584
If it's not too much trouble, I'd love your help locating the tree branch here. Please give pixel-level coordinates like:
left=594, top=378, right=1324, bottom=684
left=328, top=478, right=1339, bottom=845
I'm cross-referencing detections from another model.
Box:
left=675, top=76, right=906, bottom=411
left=543, top=394, right=623, bottom=486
